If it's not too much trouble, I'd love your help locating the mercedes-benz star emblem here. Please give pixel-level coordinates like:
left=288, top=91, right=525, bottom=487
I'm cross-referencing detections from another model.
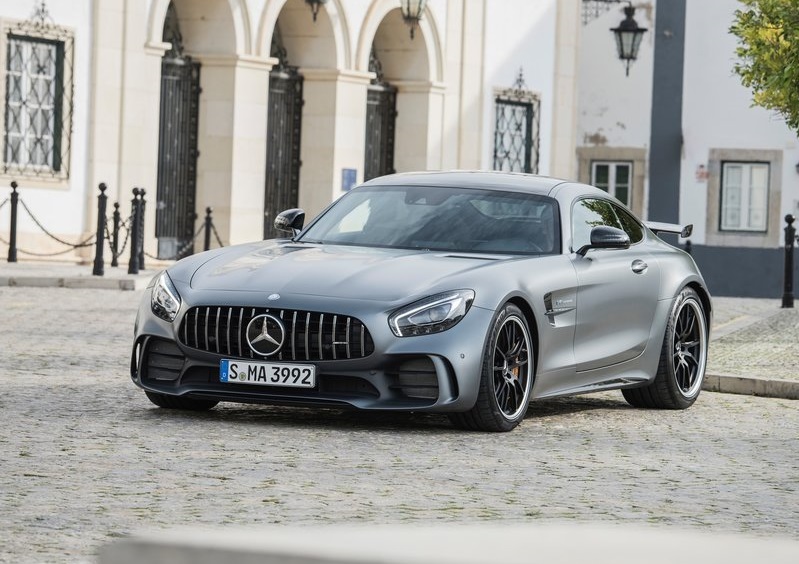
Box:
left=246, top=314, right=285, bottom=357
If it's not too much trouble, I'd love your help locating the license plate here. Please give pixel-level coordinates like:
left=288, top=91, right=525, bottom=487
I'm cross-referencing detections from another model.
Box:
left=220, top=359, right=316, bottom=388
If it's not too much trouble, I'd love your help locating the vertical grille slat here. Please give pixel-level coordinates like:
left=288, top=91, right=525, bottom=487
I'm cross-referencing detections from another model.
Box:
left=193, top=308, right=199, bottom=349
left=318, top=314, right=324, bottom=361
left=226, top=307, right=232, bottom=356
left=249, top=308, right=256, bottom=359
left=304, top=312, right=311, bottom=361
left=204, top=306, right=210, bottom=350
left=238, top=307, right=244, bottom=358
left=291, top=311, right=297, bottom=360
left=331, top=315, right=338, bottom=361
left=179, top=307, right=374, bottom=361
left=215, top=307, right=221, bottom=354
left=279, top=310, right=285, bottom=361
left=345, top=317, right=352, bottom=359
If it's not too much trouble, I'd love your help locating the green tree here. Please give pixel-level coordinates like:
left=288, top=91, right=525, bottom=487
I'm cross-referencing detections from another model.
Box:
left=730, top=0, right=799, bottom=131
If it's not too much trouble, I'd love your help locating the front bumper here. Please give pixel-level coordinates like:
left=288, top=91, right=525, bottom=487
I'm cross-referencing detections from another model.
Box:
left=131, top=288, right=494, bottom=412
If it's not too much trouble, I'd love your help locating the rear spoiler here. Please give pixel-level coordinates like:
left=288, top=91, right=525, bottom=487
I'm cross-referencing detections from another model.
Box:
left=645, top=222, right=693, bottom=238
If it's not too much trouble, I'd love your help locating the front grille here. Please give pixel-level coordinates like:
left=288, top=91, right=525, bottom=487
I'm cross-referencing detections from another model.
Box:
left=179, top=306, right=375, bottom=361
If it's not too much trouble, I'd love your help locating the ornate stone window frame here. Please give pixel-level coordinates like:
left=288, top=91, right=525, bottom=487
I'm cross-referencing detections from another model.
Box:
left=0, top=12, right=74, bottom=183
left=705, top=148, right=782, bottom=248
left=577, top=146, right=646, bottom=218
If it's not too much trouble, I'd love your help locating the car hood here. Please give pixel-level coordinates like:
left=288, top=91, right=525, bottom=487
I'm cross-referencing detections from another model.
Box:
left=186, top=241, right=510, bottom=302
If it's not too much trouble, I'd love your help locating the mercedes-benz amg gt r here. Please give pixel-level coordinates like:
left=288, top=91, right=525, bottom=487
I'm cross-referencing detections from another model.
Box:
left=131, top=171, right=711, bottom=432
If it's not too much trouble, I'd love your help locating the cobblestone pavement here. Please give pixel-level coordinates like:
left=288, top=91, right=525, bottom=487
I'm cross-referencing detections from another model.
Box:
left=708, top=297, right=799, bottom=381
left=1, top=287, right=798, bottom=563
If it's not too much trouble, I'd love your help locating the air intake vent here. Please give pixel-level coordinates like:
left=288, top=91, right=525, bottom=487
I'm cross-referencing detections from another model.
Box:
left=145, top=338, right=184, bottom=381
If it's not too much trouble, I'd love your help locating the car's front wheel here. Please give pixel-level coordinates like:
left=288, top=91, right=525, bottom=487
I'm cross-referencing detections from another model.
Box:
left=145, top=391, right=218, bottom=411
left=623, top=287, right=708, bottom=409
left=450, top=303, right=534, bottom=432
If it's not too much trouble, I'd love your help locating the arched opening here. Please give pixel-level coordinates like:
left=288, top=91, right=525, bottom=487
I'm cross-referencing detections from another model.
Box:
left=364, top=47, right=397, bottom=180
left=263, top=0, right=348, bottom=228
left=361, top=5, right=443, bottom=174
left=155, top=1, right=201, bottom=259
left=154, top=0, right=243, bottom=257
left=264, top=24, right=303, bottom=239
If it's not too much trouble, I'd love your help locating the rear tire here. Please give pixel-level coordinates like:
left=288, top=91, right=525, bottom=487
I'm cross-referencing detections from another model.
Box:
left=145, top=391, right=218, bottom=411
left=450, top=303, right=534, bottom=432
left=622, top=287, right=708, bottom=409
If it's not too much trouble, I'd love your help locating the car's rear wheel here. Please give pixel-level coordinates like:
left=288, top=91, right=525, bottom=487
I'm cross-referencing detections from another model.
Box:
left=145, top=391, right=218, bottom=411
left=450, top=303, right=533, bottom=432
left=623, top=287, right=708, bottom=409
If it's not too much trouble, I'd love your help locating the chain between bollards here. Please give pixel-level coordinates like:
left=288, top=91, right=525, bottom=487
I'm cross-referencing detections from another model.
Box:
left=783, top=214, right=796, bottom=309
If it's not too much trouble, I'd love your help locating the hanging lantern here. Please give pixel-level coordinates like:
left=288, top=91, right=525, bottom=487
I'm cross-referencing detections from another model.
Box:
left=400, top=0, right=427, bottom=40
left=305, top=0, right=329, bottom=23
left=610, top=3, right=647, bottom=76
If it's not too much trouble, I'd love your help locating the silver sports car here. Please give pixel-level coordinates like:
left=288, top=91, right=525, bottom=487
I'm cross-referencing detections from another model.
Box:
left=131, top=171, right=711, bottom=432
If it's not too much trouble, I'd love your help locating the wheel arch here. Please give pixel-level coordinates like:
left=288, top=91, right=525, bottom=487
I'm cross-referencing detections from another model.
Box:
left=505, top=296, right=539, bottom=368
left=685, top=281, right=712, bottom=329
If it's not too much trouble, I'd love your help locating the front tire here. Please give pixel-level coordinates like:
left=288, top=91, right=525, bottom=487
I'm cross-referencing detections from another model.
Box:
left=450, top=303, right=534, bottom=432
left=623, top=287, right=708, bottom=409
left=145, top=391, right=218, bottom=411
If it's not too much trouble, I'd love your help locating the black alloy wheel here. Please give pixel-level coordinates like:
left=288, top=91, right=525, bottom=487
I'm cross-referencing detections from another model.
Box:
left=450, top=303, right=534, bottom=432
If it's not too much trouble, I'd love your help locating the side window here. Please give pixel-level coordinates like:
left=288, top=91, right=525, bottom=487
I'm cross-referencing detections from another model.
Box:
left=613, top=204, right=644, bottom=244
left=572, top=198, right=621, bottom=251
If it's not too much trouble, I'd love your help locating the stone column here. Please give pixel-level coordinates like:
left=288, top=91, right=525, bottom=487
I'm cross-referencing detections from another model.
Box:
left=393, top=81, right=447, bottom=173
left=298, top=69, right=372, bottom=220
left=196, top=55, right=273, bottom=246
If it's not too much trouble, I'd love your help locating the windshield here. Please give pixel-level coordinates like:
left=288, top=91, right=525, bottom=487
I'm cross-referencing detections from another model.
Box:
left=299, top=185, right=560, bottom=255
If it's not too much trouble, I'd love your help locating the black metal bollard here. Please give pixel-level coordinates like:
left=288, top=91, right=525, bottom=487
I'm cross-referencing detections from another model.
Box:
left=92, top=183, right=108, bottom=276
left=204, top=207, right=213, bottom=251
left=111, top=202, right=120, bottom=267
left=128, top=188, right=141, bottom=275
left=684, top=239, right=692, bottom=255
left=782, top=214, right=796, bottom=309
left=7, top=181, right=18, bottom=263
left=137, top=188, right=146, bottom=270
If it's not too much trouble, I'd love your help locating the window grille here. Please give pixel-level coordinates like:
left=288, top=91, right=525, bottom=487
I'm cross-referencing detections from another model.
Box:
left=3, top=3, right=74, bottom=179
left=493, top=69, right=540, bottom=175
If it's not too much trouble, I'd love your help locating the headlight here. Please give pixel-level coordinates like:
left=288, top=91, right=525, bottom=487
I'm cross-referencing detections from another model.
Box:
left=389, top=290, right=474, bottom=337
left=151, top=272, right=181, bottom=322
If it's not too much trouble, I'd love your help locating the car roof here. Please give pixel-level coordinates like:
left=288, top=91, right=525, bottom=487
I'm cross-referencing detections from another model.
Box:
left=359, top=170, right=568, bottom=196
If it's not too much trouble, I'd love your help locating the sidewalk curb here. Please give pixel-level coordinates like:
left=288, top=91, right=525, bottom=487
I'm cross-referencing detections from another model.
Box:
left=0, top=275, right=147, bottom=291
left=704, top=373, right=799, bottom=400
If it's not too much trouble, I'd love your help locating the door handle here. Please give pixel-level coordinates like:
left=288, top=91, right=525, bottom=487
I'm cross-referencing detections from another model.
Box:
left=631, top=259, right=648, bottom=274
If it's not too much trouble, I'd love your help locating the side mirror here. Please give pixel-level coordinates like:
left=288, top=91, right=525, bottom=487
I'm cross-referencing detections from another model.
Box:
left=274, top=208, right=305, bottom=238
left=576, top=226, right=631, bottom=256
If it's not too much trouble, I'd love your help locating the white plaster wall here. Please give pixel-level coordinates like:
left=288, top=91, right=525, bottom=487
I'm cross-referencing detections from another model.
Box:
left=1, top=0, right=572, bottom=258
left=577, top=2, right=655, bottom=149
left=681, top=0, right=799, bottom=244
left=0, top=0, right=92, bottom=243
left=481, top=0, right=558, bottom=175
